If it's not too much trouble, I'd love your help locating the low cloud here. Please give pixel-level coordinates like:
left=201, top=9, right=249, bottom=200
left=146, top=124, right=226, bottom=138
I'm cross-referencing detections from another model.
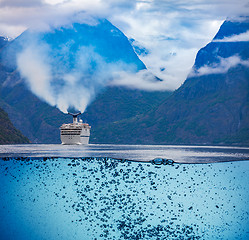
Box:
left=16, top=27, right=137, bottom=113
left=109, top=69, right=176, bottom=91
left=0, top=0, right=42, bottom=7
left=190, top=55, right=249, bottom=76
left=1, top=0, right=249, bottom=92
left=214, top=30, right=249, bottom=42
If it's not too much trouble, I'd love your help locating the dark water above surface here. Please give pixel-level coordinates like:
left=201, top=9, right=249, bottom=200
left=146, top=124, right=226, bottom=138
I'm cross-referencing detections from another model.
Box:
left=0, top=144, right=249, bottom=163
left=0, top=145, right=249, bottom=239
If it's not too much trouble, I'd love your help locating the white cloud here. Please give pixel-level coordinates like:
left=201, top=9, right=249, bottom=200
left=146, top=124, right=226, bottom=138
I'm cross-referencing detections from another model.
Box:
left=0, top=0, right=42, bottom=7
left=104, top=0, right=249, bottom=90
left=109, top=69, right=177, bottom=91
left=214, top=30, right=249, bottom=42
left=0, top=0, right=249, bottom=92
left=16, top=33, right=139, bottom=113
left=190, top=55, right=249, bottom=76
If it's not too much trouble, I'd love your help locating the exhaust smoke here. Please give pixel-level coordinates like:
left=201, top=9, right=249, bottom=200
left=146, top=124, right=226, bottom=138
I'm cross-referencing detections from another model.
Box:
left=15, top=18, right=143, bottom=113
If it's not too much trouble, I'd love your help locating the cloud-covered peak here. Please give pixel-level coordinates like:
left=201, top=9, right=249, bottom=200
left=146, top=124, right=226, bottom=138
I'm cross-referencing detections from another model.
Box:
left=8, top=18, right=146, bottom=113
left=189, top=16, right=249, bottom=77
left=213, top=16, right=249, bottom=41
left=1, top=0, right=249, bottom=92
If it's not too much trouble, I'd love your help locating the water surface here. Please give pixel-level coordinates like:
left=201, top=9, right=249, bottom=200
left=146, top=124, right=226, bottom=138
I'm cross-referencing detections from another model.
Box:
left=0, top=145, right=249, bottom=239
left=1, top=144, right=249, bottom=163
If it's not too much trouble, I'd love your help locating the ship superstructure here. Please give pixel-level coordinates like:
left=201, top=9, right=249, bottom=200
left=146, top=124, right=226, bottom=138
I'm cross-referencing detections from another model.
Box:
left=60, top=112, right=91, bottom=145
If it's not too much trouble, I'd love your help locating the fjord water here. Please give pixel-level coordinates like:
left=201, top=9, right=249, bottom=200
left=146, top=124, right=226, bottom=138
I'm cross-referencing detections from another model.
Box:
left=0, top=145, right=249, bottom=240
left=1, top=144, right=249, bottom=163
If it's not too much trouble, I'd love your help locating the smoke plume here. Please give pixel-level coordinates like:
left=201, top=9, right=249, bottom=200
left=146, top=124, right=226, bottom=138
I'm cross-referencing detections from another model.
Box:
left=15, top=19, right=140, bottom=113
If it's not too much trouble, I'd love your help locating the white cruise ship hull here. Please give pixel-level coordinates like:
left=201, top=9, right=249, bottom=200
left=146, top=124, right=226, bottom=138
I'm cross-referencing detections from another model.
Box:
left=60, top=118, right=91, bottom=145
left=61, top=135, right=90, bottom=145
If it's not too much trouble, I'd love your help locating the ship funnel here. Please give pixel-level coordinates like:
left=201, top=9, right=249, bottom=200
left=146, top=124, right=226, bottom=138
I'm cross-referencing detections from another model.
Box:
left=68, top=112, right=81, bottom=124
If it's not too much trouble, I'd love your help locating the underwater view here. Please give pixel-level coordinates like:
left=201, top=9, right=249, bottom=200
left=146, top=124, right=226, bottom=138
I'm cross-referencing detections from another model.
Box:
left=1, top=145, right=249, bottom=240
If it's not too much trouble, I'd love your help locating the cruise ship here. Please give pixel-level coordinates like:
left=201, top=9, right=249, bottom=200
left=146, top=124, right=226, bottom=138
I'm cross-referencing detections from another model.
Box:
left=60, top=112, right=91, bottom=145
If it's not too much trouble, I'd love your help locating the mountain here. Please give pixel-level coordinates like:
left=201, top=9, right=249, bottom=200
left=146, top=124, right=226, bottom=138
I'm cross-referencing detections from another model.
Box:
left=0, top=18, right=170, bottom=143
left=0, top=37, right=9, bottom=50
left=0, top=58, right=71, bottom=143
left=4, top=17, right=247, bottom=146
left=0, top=19, right=146, bottom=73
left=0, top=107, right=29, bottom=144
left=86, top=87, right=171, bottom=143
left=93, top=17, right=249, bottom=146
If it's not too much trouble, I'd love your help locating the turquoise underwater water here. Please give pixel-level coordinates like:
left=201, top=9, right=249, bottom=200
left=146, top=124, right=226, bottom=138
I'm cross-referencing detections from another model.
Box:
left=0, top=157, right=249, bottom=240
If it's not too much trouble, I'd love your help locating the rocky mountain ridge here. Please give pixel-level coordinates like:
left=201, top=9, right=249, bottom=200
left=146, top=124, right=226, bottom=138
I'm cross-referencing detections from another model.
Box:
left=0, top=17, right=248, bottom=145
left=92, top=18, right=249, bottom=146
left=0, top=107, right=29, bottom=144
left=0, top=18, right=170, bottom=143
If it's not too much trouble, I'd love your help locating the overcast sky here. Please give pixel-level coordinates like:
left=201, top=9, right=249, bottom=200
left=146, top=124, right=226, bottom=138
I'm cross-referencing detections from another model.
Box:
left=0, top=0, right=248, bottom=90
